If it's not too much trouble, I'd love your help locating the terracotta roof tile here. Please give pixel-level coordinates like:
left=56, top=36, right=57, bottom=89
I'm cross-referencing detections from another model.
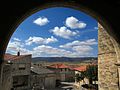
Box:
left=4, top=54, right=16, bottom=60
left=47, top=63, right=68, bottom=69
left=4, top=53, right=31, bottom=61
left=73, top=66, right=87, bottom=72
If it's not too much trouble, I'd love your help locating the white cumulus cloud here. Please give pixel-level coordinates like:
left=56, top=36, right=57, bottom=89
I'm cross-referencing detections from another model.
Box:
left=50, top=26, right=78, bottom=39
left=94, top=27, right=98, bottom=30
left=7, top=41, right=24, bottom=49
left=6, top=39, right=96, bottom=57
left=13, top=38, right=21, bottom=42
left=33, top=17, right=49, bottom=26
left=6, top=41, right=32, bottom=55
left=59, top=39, right=97, bottom=48
left=25, top=36, right=58, bottom=45
left=72, top=45, right=93, bottom=53
left=65, top=16, right=86, bottom=29
left=32, top=45, right=93, bottom=57
left=59, top=39, right=97, bottom=56
left=33, top=45, right=72, bottom=57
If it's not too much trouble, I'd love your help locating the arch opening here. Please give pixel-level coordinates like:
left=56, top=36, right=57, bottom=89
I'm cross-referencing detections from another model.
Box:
left=1, top=2, right=120, bottom=90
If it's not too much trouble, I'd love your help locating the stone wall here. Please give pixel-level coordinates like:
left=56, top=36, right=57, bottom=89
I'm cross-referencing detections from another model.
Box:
left=1, top=64, right=12, bottom=90
left=11, top=55, right=31, bottom=90
left=1, top=55, right=32, bottom=90
left=11, top=55, right=31, bottom=76
left=111, top=34, right=120, bottom=88
left=98, top=24, right=119, bottom=90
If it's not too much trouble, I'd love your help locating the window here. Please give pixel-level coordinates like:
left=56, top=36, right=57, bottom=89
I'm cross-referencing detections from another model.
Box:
left=65, top=68, right=67, bottom=71
left=18, top=64, right=26, bottom=70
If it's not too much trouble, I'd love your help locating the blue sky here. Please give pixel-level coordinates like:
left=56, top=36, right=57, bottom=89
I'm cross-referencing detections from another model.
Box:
left=6, top=7, right=98, bottom=57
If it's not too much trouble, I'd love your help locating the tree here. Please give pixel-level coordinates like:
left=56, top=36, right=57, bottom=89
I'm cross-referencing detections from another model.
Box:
left=85, top=65, right=98, bottom=84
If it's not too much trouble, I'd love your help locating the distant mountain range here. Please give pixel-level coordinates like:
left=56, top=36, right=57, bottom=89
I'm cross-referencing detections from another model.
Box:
left=32, top=57, right=98, bottom=63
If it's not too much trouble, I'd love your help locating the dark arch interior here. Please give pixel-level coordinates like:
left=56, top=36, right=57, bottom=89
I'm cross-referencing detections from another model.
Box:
left=0, top=1, right=120, bottom=90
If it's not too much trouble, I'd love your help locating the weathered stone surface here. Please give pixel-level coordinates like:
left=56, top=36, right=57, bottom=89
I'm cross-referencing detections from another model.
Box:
left=98, top=24, right=119, bottom=90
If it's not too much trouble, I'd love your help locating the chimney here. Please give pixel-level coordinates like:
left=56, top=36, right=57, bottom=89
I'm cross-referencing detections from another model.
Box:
left=17, top=51, right=20, bottom=56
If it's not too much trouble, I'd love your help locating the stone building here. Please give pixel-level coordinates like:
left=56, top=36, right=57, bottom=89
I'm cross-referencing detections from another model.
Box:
left=3, top=52, right=31, bottom=90
left=98, top=24, right=120, bottom=90
left=47, top=63, right=75, bottom=82
left=1, top=62, right=12, bottom=90
left=30, top=66, right=56, bottom=90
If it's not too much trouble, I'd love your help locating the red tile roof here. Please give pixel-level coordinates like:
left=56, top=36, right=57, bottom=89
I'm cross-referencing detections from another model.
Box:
left=73, top=66, right=87, bottom=72
left=47, top=63, right=68, bottom=69
left=4, top=53, right=31, bottom=61
left=68, top=65, right=80, bottom=70
left=4, top=54, right=16, bottom=60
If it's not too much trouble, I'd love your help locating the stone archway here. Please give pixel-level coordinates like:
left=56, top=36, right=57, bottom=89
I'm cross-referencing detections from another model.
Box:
left=98, top=23, right=120, bottom=90
left=0, top=1, right=120, bottom=90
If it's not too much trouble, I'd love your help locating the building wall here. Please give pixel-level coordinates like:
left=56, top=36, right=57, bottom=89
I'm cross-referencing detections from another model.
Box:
left=2, top=64, right=12, bottom=90
left=31, top=74, right=56, bottom=89
left=12, top=75, right=30, bottom=90
left=45, top=74, right=56, bottom=89
left=65, top=69, right=75, bottom=82
left=48, top=68, right=75, bottom=82
left=11, top=55, right=31, bottom=90
left=11, top=55, right=31, bottom=76
left=30, top=74, right=45, bottom=89
left=47, top=68, right=63, bottom=81
left=98, top=24, right=119, bottom=90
